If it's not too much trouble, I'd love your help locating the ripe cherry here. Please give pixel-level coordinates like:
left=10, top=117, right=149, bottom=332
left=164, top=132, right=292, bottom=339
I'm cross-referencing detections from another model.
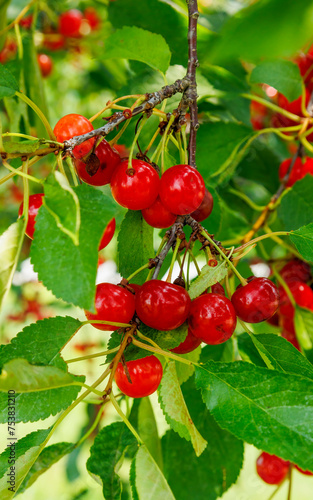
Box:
left=188, top=293, right=236, bottom=345
left=141, top=197, right=176, bottom=228
left=114, top=355, right=163, bottom=398
left=20, top=15, right=33, bottom=29
left=75, top=140, right=120, bottom=186
left=295, top=465, right=313, bottom=476
left=278, top=157, right=313, bottom=187
left=279, top=281, right=313, bottom=318
left=211, top=283, right=225, bottom=295
left=159, top=164, right=205, bottom=215
left=135, top=280, right=191, bottom=331
left=128, top=283, right=141, bottom=295
left=274, top=90, right=313, bottom=140
left=256, top=452, right=290, bottom=485
left=59, top=10, right=84, bottom=38
left=171, top=328, right=201, bottom=354
left=250, top=100, right=268, bottom=130
left=43, top=30, right=65, bottom=51
left=37, top=54, right=53, bottom=78
left=280, top=259, right=311, bottom=284
left=84, top=7, right=101, bottom=30
left=231, top=277, right=279, bottom=323
left=190, top=188, right=214, bottom=222
left=18, top=193, right=44, bottom=239
left=281, top=329, right=300, bottom=351
left=85, top=283, right=135, bottom=331
left=99, top=218, right=116, bottom=251
left=54, top=114, right=95, bottom=159
left=296, top=47, right=313, bottom=92
left=110, top=159, right=160, bottom=210
left=266, top=312, right=279, bottom=327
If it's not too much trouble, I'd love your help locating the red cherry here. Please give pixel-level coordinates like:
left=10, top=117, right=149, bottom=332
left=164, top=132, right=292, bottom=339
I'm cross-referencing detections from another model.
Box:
left=37, top=54, right=53, bottom=78
left=280, top=259, right=311, bottom=283
left=110, top=159, right=160, bottom=210
left=281, top=329, right=300, bottom=351
left=18, top=193, right=44, bottom=239
left=113, top=144, right=129, bottom=158
left=211, top=283, right=225, bottom=296
left=266, top=312, right=279, bottom=327
left=295, top=465, right=313, bottom=476
left=128, top=283, right=141, bottom=295
left=99, top=218, right=116, bottom=251
left=275, top=90, right=313, bottom=140
left=256, top=452, right=290, bottom=485
left=75, top=140, right=120, bottom=186
left=135, top=280, right=191, bottom=331
left=188, top=293, right=236, bottom=345
left=278, top=157, right=313, bottom=187
left=190, top=188, right=214, bottom=222
left=59, top=10, right=83, bottom=38
left=296, top=49, right=313, bottom=92
left=85, top=283, right=135, bottom=331
left=279, top=281, right=313, bottom=318
left=0, top=38, right=17, bottom=64
left=20, top=15, right=33, bottom=29
left=231, top=277, right=279, bottom=323
left=54, top=114, right=95, bottom=159
left=84, top=7, right=101, bottom=30
left=159, top=164, right=205, bottom=215
left=171, top=328, right=201, bottom=354
left=114, top=355, right=163, bottom=398
left=43, top=30, right=65, bottom=51
left=141, top=197, right=176, bottom=228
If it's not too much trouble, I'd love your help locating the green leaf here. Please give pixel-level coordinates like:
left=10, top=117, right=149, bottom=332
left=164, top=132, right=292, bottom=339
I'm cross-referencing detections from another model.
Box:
left=0, top=358, right=79, bottom=393
left=0, top=429, right=50, bottom=500
left=175, top=346, right=202, bottom=385
left=130, top=446, right=175, bottom=500
left=106, top=323, right=188, bottom=363
left=0, top=64, right=18, bottom=99
left=294, top=306, right=313, bottom=350
left=104, top=27, right=171, bottom=73
left=43, top=172, right=80, bottom=245
left=195, top=360, right=313, bottom=471
left=31, top=184, right=117, bottom=310
left=197, top=122, right=253, bottom=181
left=159, top=361, right=207, bottom=457
left=278, top=168, right=313, bottom=231
left=188, top=261, right=227, bottom=299
left=250, top=60, right=302, bottom=102
left=2, top=139, right=40, bottom=154
left=162, top=377, right=244, bottom=500
left=290, top=223, right=313, bottom=262
left=117, top=210, right=154, bottom=285
left=0, top=316, right=83, bottom=423
left=200, top=340, right=234, bottom=363
left=86, top=422, right=137, bottom=500
left=0, top=220, right=24, bottom=311
left=208, top=0, right=313, bottom=64
left=19, top=442, right=74, bottom=493
left=137, top=397, right=163, bottom=470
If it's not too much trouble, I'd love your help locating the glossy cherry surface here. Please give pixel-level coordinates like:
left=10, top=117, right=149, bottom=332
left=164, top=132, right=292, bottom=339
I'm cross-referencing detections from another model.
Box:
left=141, top=196, right=176, bottom=228
left=188, top=293, right=236, bottom=345
left=280, top=259, right=311, bottom=283
left=278, top=157, right=313, bottom=187
left=135, top=280, right=191, bottom=331
left=99, top=218, right=116, bottom=251
left=59, top=10, right=83, bottom=38
left=75, top=140, right=120, bottom=186
left=110, top=159, right=160, bottom=210
left=279, top=281, right=313, bottom=318
left=159, top=164, right=205, bottom=215
left=256, top=452, right=290, bottom=485
left=231, top=277, right=279, bottom=323
left=190, top=188, right=214, bottom=222
left=85, top=283, right=135, bottom=331
left=18, top=193, right=44, bottom=239
left=37, top=54, right=53, bottom=77
left=211, top=283, right=225, bottom=296
left=54, top=114, right=95, bottom=159
left=171, top=328, right=202, bottom=354
left=114, top=355, right=163, bottom=398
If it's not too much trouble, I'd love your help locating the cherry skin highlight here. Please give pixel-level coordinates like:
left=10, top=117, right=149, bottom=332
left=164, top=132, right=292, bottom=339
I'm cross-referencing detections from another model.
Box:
left=171, top=328, right=202, bottom=354
left=280, top=259, right=311, bottom=283
left=190, top=188, right=214, bottom=222
left=141, top=196, right=176, bottom=228
left=110, top=159, right=160, bottom=210
left=75, top=140, right=120, bottom=186
left=54, top=114, right=95, bottom=159
left=18, top=193, right=44, bottom=239
left=159, top=164, right=205, bottom=215
left=59, top=10, right=83, bottom=38
left=114, top=355, right=163, bottom=398
left=256, top=452, right=290, bottom=485
left=231, top=277, right=279, bottom=323
left=37, top=54, right=53, bottom=78
left=188, top=293, right=237, bottom=345
left=99, top=218, right=116, bottom=251
left=85, top=283, right=135, bottom=331
left=135, top=280, right=191, bottom=331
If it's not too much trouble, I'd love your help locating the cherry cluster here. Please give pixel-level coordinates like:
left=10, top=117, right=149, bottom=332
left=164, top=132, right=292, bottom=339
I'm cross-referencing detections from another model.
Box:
left=256, top=451, right=312, bottom=485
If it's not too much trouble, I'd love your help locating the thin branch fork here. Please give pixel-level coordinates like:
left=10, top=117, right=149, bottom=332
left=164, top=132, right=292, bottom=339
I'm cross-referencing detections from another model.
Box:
left=63, top=78, right=190, bottom=155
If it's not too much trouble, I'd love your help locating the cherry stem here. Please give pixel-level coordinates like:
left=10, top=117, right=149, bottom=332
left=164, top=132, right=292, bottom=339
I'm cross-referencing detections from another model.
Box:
left=76, top=401, right=106, bottom=447
left=15, top=91, right=56, bottom=140
left=128, top=115, right=148, bottom=169
left=232, top=231, right=290, bottom=254
left=65, top=346, right=120, bottom=364
left=166, top=237, right=181, bottom=282
left=126, top=263, right=151, bottom=282
left=241, top=93, right=303, bottom=123
left=89, top=94, right=142, bottom=122
left=271, top=264, right=297, bottom=307
left=187, top=248, right=201, bottom=275
left=109, top=392, right=143, bottom=444
left=132, top=338, right=196, bottom=366
left=228, top=187, right=267, bottom=211
left=137, top=330, right=163, bottom=350
left=0, top=0, right=36, bottom=37
left=287, top=466, right=293, bottom=500
left=66, top=158, right=78, bottom=187
left=201, top=231, right=248, bottom=286
left=109, top=119, right=131, bottom=146
left=81, top=320, right=132, bottom=328
left=2, top=159, right=43, bottom=184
